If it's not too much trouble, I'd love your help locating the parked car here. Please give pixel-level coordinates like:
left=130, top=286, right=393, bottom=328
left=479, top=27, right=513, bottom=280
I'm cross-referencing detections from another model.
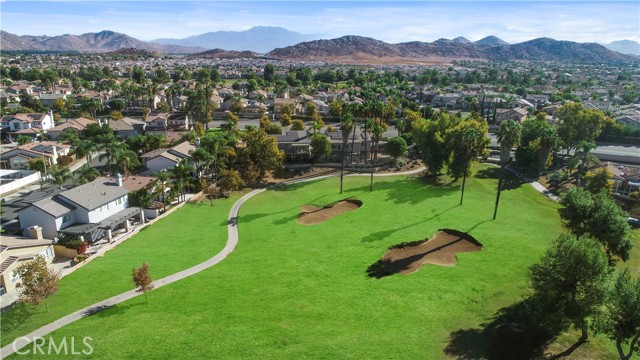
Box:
left=628, top=217, right=640, bottom=228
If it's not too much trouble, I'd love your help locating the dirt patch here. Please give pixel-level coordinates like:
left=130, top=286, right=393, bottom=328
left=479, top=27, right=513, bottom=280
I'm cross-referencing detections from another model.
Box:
left=298, top=199, right=362, bottom=225
left=367, top=229, right=482, bottom=278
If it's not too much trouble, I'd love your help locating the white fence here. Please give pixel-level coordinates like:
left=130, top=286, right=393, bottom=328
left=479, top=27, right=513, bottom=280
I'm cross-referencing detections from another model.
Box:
left=0, top=171, right=41, bottom=196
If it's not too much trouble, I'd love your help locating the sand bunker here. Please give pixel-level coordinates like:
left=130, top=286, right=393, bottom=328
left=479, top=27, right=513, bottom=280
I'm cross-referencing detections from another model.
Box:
left=298, top=199, right=362, bottom=225
left=367, top=229, right=482, bottom=278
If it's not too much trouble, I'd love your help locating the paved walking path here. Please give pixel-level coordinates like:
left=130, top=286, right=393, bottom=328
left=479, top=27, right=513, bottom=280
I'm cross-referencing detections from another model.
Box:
left=1, top=168, right=426, bottom=358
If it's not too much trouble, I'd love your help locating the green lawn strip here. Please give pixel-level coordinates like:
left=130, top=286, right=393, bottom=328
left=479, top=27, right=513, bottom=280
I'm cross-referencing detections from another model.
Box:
left=1, top=193, right=241, bottom=347
left=9, top=171, right=583, bottom=359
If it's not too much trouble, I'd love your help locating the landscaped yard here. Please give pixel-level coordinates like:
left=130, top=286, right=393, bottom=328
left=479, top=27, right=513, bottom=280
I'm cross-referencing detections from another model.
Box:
left=1, top=193, right=241, bottom=348
left=5, top=167, right=632, bottom=359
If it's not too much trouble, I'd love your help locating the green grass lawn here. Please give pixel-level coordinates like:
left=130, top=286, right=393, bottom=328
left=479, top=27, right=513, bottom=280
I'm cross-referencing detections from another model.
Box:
left=7, top=166, right=591, bottom=359
left=1, top=194, right=241, bottom=347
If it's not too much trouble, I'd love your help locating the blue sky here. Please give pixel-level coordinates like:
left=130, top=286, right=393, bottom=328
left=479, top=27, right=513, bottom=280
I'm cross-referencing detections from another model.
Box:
left=1, top=1, right=638, bottom=44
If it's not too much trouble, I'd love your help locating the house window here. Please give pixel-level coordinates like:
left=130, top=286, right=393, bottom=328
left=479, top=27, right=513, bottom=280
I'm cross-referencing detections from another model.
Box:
left=10, top=270, right=20, bottom=283
left=12, top=123, right=21, bottom=130
left=62, top=212, right=71, bottom=223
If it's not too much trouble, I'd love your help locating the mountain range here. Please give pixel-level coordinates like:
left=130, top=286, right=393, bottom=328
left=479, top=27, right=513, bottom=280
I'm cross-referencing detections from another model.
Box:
left=265, top=35, right=636, bottom=64
left=152, top=26, right=323, bottom=54
left=0, top=28, right=637, bottom=64
left=604, top=40, right=640, bottom=56
left=0, top=30, right=204, bottom=54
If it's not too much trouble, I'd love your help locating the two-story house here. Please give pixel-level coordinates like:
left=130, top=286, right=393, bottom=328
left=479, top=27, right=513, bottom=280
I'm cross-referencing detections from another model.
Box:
left=0, top=141, right=71, bottom=170
left=17, top=176, right=144, bottom=243
left=47, top=117, right=96, bottom=140
left=140, top=141, right=196, bottom=173
left=1, top=112, right=55, bottom=135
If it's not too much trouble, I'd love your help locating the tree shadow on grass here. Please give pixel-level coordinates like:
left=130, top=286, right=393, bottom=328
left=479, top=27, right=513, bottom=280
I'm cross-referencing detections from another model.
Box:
left=351, top=177, right=461, bottom=206
left=361, top=204, right=459, bottom=243
left=475, top=167, right=525, bottom=191
left=0, top=302, right=41, bottom=336
left=85, top=299, right=146, bottom=319
left=444, top=298, right=561, bottom=360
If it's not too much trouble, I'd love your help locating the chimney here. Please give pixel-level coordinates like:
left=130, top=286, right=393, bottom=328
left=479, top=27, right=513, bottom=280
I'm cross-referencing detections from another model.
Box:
left=116, top=173, right=123, bottom=187
left=51, top=145, right=58, bottom=162
left=27, top=225, right=43, bottom=240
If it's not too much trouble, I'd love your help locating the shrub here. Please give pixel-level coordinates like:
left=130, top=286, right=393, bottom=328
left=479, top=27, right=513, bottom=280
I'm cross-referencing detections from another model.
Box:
left=57, top=237, right=83, bottom=251
left=56, top=155, right=73, bottom=167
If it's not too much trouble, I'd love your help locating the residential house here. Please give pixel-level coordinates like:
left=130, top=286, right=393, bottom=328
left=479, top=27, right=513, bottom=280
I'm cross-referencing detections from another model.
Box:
left=37, top=93, right=67, bottom=108
left=47, top=117, right=96, bottom=140
left=269, top=131, right=311, bottom=163
left=108, top=117, right=146, bottom=138
left=167, top=112, right=190, bottom=131
left=0, top=232, right=55, bottom=296
left=495, top=108, right=528, bottom=124
left=1, top=141, right=70, bottom=170
left=140, top=141, right=196, bottom=173
left=525, top=94, right=550, bottom=109
left=311, top=100, right=329, bottom=115
left=17, top=176, right=143, bottom=243
left=273, top=98, right=300, bottom=114
left=145, top=112, right=169, bottom=134
left=1, top=112, right=55, bottom=135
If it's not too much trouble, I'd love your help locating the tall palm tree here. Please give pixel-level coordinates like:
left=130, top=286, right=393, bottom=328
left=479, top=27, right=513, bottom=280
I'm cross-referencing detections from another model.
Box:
left=153, top=171, right=171, bottom=212
left=116, top=150, right=141, bottom=176
left=497, top=119, right=522, bottom=164
left=74, top=164, right=100, bottom=185
left=339, top=113, right=355, bottom=194
left=369, top=119, right=386, bottom=191
left=190, top=147, right=213, bottom=180
left=170, top=159, right=195, bottom=203
left=537, top=126, right=559, bottom=176
left=47, top=166, right=73, bottom=189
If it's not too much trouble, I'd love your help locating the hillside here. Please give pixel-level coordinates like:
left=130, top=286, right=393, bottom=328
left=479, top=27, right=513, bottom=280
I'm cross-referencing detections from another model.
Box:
left=267, top=35, right=637, bottom=64
left=605, top=40, right=640, bottom=56
left=0, top=30, right=204, bottom=54
left=186, top=48, right=260, bottom=59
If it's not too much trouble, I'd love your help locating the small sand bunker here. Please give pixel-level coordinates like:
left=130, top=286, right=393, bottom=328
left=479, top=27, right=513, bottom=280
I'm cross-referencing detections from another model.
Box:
left=298, top=199, right=362, bottom=225
left=367, top=229, right=482, bottom=278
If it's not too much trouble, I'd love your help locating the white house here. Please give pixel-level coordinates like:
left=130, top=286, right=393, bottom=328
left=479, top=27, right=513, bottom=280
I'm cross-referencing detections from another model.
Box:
left=0, top=112, right=55, bottom=134
left=140, top=141, right=195, bottom=173
left=18, top=176, right=144, bottom=242
left=0, top=232, right=55, bottom=296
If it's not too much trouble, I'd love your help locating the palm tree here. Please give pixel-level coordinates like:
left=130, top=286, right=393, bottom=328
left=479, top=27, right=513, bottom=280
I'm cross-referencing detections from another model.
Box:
left=74, top=164, right=100, bottom=185
left=153, top=171, right=171, bottom=212
left=47, top=166, right=73, bottom=189
left=170, top=159, right=195, bottom=203
left=74, top=140, right=99, bottom=167
left=369, top=118, right=386, bottom=191
left=190, top=147, right=213, bottom=180
left=497, top=119, right=522, bottom=164
left=339, top=113, right=355, bottom=194
left=115, top=150, right=141, bottom=176
left=537, top=126, right=559, bottom=176
left=99, top=141, right=127, bottom=174
left=572, top=141, right=599, bottom=185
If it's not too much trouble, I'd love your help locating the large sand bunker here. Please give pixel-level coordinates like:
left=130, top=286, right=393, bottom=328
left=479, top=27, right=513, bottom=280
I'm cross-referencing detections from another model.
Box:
left=367, top=229, right=482, bottom=278
left=298, top=199, right=362, bottom=225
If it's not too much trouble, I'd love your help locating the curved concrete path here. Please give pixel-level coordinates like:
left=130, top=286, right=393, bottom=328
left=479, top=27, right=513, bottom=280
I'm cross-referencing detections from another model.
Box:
left=0, top=167, right=425, bottom=358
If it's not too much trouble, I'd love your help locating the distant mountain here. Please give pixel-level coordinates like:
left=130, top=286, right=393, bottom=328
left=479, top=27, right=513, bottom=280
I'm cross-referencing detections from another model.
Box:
left=604, top=40, right=640, bottom=56
left=267, top=35, right=636, bottom=64
left=474, top=36, right=509, bottom=46
left=152, top=26, right=323, bottom=54
left=452, top=36, right=472, bottom=44
left=186, top=48, right=260, bottom=59
left=104, top=47, right=161, bottom=57
left=0, top=30, right=204, bottom=54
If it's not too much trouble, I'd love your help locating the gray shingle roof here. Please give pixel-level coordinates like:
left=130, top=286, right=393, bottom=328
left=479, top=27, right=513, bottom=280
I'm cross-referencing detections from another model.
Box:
left=58, top=177, right=128, bottom=211
left=32, top=197, right=75, bottom=217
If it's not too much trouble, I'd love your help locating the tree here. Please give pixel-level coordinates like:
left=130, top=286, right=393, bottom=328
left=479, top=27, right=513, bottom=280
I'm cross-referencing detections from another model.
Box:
left=560, top=188, right=631, bottom=261
left=115, top=150, right=141, bottom=176
left=132, top=262, right=154, bottom=301
left=572, top=140, right=599, bottom=184
left=515, top=116, right=559, bottom=176
left=74, top=140, right=99, bottom=166
left=369, top=118, right=388, bottom=191
left=58, top=130, right=80, bottom=147
left=110, top=110, right=123, bottom=120
left=190, top=147, right=213, bottom=179
left=263, top=63, right=275, bottom=82
left=447, top=118, right=490, bottom=182
left=280, top=113, right=292, bottom=127
left=596, top=269, right=640, bottom=360
left=14, top=256, right=60, bottom=312
left=583, top=167, right=614, bottom=194
left=412, top=112, right=458, bottom=180
left=46, top=166, right=72, bottom=189
left=310, top=134, right=331, bottom=163
left=108, top=99, right=125, bottom=112
left=291, top=120, right=305, bottom=130
left=259, top=114, right=270, bottom=129
left=556, top=103, right=606, bottom=154
left=16, top=135, right=32, bottom=145
left=529, top=234, right=610, bottom=359
left=99, top=141, right=127, bottom=174
left=339, top=113, right=355, bottom=193
left=170, top=159, right=195, bottom=203
left=497, top=119, right=521, bottom=164
left=218, top=168, right=245, bottom=193
left=28, top=158, right=47, bottom=174
left=153, top=171, right=171, bottom=212
left=237, top=129, right=284, bottom=182
left=385, top=136, right=408, bottom=161
left=74, top=164, right=100, bottom=185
